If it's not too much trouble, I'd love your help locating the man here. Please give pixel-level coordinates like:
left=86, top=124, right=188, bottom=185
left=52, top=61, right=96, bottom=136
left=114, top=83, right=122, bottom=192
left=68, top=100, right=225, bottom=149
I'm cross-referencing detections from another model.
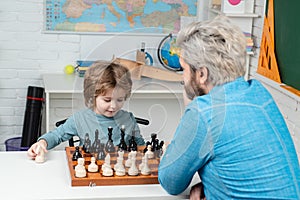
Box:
left=158, top=16, right=300, bottom=199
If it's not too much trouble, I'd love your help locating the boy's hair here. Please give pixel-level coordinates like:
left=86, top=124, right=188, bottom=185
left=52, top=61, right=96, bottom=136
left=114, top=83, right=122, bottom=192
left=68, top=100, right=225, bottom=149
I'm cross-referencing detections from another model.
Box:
left=83, top=60, right=132, bottom=108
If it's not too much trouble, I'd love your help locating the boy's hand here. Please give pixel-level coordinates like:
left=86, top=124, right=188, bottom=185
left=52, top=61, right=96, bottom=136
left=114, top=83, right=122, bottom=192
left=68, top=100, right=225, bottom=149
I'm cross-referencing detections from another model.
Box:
left=27, top=139, right=48, bottom=160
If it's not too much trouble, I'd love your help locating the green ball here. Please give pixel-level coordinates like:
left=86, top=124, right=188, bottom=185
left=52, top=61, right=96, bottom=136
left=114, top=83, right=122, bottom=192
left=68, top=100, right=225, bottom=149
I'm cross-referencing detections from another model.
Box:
left=64, top=64, right=75, bottom=74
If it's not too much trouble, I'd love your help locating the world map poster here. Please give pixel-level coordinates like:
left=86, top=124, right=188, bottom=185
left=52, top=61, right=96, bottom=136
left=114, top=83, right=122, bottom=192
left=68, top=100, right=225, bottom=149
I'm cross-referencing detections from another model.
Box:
left=44, top=0, right=198, bottom=34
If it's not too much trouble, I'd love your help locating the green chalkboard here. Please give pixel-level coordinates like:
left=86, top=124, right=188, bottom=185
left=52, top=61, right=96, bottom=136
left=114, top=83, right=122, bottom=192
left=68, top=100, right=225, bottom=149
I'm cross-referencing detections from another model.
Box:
left=273, top=1, right=300, bottom=91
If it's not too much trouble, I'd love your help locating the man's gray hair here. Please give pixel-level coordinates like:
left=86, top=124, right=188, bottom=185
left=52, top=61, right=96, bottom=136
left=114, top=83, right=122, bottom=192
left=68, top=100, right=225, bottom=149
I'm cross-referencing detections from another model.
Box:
left=177, top=15, right=247, bottom=86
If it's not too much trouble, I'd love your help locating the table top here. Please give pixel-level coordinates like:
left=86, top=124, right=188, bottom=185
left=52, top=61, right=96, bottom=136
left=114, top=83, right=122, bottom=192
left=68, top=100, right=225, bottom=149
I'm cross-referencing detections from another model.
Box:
left=0, top=150, right=192, bottom=200
left=43, top=73, right=183, bottom=95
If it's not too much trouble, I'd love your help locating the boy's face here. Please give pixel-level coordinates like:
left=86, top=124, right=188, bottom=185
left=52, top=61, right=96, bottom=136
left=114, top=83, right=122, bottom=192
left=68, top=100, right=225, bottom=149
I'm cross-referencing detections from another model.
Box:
left=94, top=88, right=126, bottom=117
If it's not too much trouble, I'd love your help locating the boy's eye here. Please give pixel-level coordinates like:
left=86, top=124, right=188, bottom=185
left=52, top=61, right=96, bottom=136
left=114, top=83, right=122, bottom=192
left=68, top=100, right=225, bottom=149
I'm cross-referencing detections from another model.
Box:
left=117, top=98, right=125, bottom=102
left=103, top=99, right=111, bottom=102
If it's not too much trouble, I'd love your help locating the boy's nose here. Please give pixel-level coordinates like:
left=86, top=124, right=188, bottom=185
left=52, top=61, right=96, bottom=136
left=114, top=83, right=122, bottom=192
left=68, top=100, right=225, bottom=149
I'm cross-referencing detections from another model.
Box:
left=110, top=101, right=116, bottom=109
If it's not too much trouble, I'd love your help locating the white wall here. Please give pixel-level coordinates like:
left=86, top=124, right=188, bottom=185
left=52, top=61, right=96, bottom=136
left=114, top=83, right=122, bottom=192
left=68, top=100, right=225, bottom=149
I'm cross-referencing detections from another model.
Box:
left=249, top=0, right=300, bottom=159
left=0, top=0, right=182, bottom=150
left=0, top=0, right=299, bottom=158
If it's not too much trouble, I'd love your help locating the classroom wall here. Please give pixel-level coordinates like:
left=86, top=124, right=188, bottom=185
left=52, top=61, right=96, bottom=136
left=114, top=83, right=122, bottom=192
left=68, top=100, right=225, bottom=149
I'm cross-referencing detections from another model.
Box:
left=0, top=0, right=299, bottom=158
left=249, top=0, right=300, bottom=159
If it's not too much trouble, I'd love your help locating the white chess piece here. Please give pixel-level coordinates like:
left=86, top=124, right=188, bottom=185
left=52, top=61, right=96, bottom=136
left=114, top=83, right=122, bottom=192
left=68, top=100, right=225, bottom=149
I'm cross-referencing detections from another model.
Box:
left=102, top=154, right=113, bottom=176
left=88, top=157, right=98, bottom=172
left=35, top=144, right=45, bottom=163
left=139, top=155, right=146, bottom=170
left=141, top=154, right=151, bottom=175
left=128, top=151, right=138, bottom=176
left=114, top=151, right=124, bottom=170
left=75, top=158, right=86, bottom=178
left=145, top=145, right=154, bottom=159
left=125, top=151, right=133, bottom=167
left=114, top=157, right=126, bottom=176
left=160, top=143, right=167, bottom=160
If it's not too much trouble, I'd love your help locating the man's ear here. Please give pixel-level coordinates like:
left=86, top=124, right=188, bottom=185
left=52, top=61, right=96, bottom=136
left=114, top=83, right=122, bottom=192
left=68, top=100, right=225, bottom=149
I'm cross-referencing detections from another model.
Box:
left=196, top=67, right=208, bottom=84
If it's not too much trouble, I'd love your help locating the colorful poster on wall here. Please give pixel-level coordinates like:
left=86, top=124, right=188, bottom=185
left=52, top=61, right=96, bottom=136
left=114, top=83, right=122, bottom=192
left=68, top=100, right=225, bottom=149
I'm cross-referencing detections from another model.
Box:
left=44, top=0, right=198, bottom=34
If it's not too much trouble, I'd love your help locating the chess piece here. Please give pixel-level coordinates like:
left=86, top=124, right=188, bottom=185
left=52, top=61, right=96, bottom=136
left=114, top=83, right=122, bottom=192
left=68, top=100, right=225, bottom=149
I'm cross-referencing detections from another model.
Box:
left=72, top=146, right=82, bottom=161
left=150, top=133, right=158, bottom=151
left=91, top=129, right=100, bottom=153
left=83, top=133, right=92, bottom=153
left=35, top=144, right=45, bottom=163
left=125, top=151, right=133, bottom=167
left=101, top=154, right=113, bottom=176
left=96, top=143, right=106, bottom=160
left=105, top=126, right=115, bottom=153
left=160, top=143, right=167, bottom=160
left=118, top=125, right=127, bottom=151
left=75, top=157, right=86, bottom=178
left=141, top=154, right=151, bottom=175
left=157, top=140, right=165, bottom=158
left=145, top=144, right=154, bottom=159
left=88, top=157, right=98, bottom=172
left=114, top=151, right=125, bottom=176
left=143, top=141, right=151, bottom=153
left=128, top=130, right=137, bottom=152
left=139, top=155, right=145, bottom=170
left=128, top=151, right=138, bottom=176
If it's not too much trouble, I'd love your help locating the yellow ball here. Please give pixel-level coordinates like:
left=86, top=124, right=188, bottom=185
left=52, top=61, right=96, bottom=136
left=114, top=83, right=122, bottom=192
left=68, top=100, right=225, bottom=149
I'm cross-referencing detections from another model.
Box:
left=64, top=64, right=75, bottom=74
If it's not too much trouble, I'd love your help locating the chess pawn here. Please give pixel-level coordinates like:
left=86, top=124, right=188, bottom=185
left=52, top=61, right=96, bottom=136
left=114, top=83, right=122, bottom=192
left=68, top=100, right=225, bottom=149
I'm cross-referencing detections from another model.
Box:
left=139, top=155, right=146, bottom=170
left=118, top=125, right=127, bottom=151
left=105, top=126, right=115, bottom=153
left=128, top=151, right=138, bottom=176
left=145, top=145, right=154, bottom=159
left=83, top=133, right=92, bottom=153
left=88, top=157, right=98, bottom=173
left=75, top=158, right=86, bottom=178
left=35, top=144, right=45, bottom=163
left=125, top=151, right=133, bottom=167
left=72, top=146, right=82, bottom=161
left=141, top=154, right=151, bottom=175
left=96, top=143, right=106, bottom=160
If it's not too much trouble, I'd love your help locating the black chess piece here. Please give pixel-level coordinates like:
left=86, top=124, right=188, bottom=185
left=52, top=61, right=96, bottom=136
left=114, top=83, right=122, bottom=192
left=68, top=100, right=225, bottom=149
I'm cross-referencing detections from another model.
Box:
left=157, top=140, right=165, bottom=158
left=105, top=126, right=115, bottom=153
left=150, top=133, right=157, bottom=151
left=128, top=130, right=138, bottom=152
left=118, top=125, right=127, bottom=151
left=91, top=129, right=100, bottom=153
left=143, top=141, right=151, bottom=153
left=83, top=133, right=91, bottom=153
left=72, top=146, right=82, bottom=161
left=96, top=143, right=106, bottom=160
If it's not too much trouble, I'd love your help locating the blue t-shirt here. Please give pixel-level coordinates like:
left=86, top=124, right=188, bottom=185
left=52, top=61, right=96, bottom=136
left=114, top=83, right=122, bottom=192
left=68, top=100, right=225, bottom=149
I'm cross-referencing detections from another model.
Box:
left=39, top=109, right=145, bottom=150
left=158, top=77, right=300, bottom=199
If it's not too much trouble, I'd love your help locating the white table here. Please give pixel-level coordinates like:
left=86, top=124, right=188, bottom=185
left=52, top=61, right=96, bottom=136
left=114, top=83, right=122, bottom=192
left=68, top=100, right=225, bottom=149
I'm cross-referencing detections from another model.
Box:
left=1, top=151, right=191, bottom=200
left=43, top=74, right=184, bottom=135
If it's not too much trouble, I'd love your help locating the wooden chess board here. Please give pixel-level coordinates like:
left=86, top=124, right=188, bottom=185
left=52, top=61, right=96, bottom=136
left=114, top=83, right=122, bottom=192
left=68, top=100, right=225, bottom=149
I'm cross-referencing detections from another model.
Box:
left=65, top=146, right=160, bottom=186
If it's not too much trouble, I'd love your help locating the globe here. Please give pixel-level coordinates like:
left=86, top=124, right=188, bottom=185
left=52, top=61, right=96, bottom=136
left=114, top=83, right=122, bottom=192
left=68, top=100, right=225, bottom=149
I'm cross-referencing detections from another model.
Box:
left=157, top=33, right=182, bottom=71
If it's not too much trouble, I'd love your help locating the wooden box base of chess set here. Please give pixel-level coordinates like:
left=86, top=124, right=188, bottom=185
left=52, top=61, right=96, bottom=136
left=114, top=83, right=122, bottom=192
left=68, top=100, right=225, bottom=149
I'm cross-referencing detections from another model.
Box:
left=65, top=146, right=160, bottom=187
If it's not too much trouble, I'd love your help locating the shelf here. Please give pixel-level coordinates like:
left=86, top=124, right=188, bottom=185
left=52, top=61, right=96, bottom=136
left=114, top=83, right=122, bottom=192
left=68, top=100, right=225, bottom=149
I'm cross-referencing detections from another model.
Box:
left=209, top=8, right=260, bottom=18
